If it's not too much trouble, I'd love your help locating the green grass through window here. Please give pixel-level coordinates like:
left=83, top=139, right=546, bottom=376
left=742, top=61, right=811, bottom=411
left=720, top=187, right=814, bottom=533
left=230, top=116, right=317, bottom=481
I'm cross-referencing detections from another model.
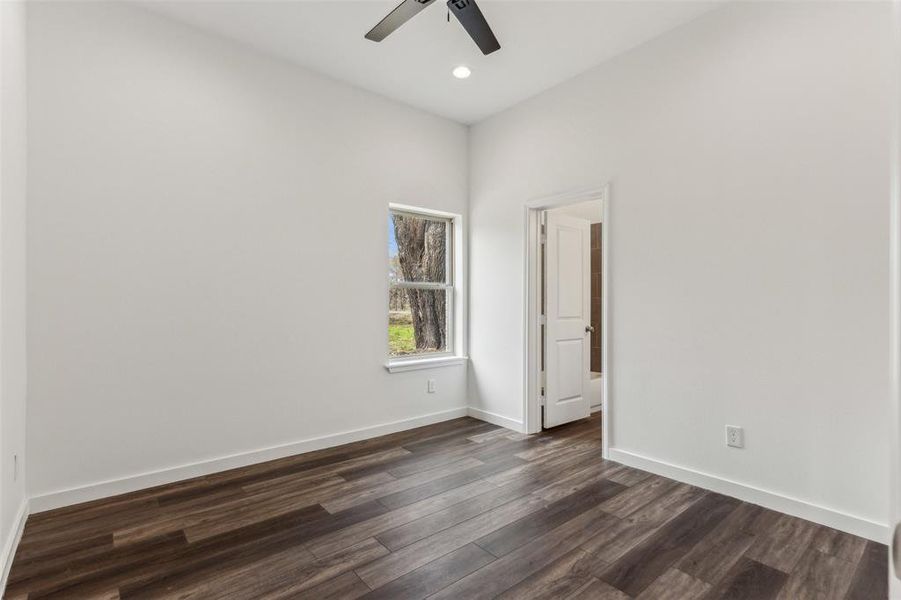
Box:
left=389, top=323, right=416, bottom=355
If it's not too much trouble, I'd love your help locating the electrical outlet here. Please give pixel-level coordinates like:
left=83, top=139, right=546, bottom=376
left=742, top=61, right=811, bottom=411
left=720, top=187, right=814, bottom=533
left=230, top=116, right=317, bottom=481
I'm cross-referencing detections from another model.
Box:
left=427, top=379, right=436, bottom=394
left=13, top=454, right=17, bottom=481
left=726, top=425, right=744, bottom=448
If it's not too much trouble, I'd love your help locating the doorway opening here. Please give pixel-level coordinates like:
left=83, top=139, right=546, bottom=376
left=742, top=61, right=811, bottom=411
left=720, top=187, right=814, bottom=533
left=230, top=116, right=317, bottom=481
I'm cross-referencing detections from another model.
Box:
left=524, top=186, right=609, bottom=457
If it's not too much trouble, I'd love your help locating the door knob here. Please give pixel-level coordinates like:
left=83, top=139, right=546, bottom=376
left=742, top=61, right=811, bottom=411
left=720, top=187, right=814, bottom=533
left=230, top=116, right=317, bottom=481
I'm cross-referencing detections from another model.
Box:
left=585, top=325, right=596, bottom=333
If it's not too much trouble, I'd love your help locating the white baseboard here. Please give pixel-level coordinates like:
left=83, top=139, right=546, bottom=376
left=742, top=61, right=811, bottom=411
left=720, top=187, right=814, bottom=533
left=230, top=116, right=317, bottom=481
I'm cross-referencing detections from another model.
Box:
left=608, top=448, right=888, bottom=543
left=467, top=407, right=525, bottom=432
left=0, top=499, right=28, bottom=595
left=590, top=404, right=602, bottom=414
left=30, top=407, right=469, bottom=513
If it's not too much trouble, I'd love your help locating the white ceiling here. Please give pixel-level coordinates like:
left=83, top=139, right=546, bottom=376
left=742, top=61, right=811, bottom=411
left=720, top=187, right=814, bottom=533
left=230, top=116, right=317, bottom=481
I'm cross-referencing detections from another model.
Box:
left=142, top=1, right=719, bottom=124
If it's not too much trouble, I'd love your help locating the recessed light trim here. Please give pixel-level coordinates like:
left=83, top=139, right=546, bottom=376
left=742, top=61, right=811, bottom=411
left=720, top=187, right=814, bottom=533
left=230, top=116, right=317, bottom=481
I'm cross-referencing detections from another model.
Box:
left=452, top=65, right=471, bottom=79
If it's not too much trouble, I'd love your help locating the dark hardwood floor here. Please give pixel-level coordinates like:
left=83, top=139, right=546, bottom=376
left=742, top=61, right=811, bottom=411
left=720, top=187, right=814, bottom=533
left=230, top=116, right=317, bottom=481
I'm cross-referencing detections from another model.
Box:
left=6, top=413, right=887, bottom=599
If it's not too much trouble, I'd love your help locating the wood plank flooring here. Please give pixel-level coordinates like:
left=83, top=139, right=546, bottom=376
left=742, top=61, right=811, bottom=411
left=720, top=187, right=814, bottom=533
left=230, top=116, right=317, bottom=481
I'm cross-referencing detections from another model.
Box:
left=6, top=414, right=887, bottom=599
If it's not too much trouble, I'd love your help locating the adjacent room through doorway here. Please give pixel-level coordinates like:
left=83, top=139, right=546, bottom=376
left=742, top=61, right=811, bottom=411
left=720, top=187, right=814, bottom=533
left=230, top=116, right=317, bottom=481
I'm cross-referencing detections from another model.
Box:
left=524, top=190, right=607, bottom=440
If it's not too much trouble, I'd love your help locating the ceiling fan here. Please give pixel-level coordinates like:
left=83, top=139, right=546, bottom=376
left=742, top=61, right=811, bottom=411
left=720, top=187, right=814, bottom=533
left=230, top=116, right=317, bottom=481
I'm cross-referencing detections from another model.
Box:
left=365, top=0, right=501, bottom=55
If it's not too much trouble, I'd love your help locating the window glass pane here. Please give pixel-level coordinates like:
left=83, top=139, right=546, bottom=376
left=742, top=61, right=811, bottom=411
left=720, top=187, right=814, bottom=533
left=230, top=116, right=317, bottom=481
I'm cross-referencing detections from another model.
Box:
left=389, top=213, right=447, bottom=284
left=388, top=287, right=448, bottom=357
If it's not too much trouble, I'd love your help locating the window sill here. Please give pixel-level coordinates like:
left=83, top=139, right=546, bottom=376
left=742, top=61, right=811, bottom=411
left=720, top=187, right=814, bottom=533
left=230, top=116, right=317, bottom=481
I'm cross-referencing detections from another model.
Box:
left=385, top=356, right=469, bottom=373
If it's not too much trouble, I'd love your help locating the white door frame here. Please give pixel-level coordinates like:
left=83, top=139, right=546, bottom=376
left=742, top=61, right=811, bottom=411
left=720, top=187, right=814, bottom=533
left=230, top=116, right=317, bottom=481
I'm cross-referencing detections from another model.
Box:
left=889, top=0, right=900, bottom=592
left=522, top=184, right=610, bottom=458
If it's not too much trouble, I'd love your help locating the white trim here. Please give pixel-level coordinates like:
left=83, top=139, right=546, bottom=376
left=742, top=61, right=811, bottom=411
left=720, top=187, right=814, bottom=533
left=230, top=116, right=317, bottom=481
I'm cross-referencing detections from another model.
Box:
left=523, top=184, right=609, bottom=449
left=389, top=203, right=459, bottom=221
left=467, top=407, right=526, bottom=433
left=0, top=500, right=28, bottom=595
left=600, top=185, right=611, bottom=459
left=385, top=355, right=468, bottom=373
left=524, top=207, right=543, bottom=434
left=29, top=407, right=468, bottom=513
left=590, top=405, right=602, bottom=414
left=608, top=447, right=889, bottom=544
left=890, top=1, right=901, bottom=593
left=525, top=185, right=611, bottom=211
left=392, top=282, right=451, bottom=291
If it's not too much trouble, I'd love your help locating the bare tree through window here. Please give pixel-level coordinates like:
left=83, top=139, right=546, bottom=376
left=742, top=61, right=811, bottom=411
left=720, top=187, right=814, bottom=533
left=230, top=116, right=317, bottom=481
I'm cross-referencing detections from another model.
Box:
left=388, top=211, right=451, bottom=357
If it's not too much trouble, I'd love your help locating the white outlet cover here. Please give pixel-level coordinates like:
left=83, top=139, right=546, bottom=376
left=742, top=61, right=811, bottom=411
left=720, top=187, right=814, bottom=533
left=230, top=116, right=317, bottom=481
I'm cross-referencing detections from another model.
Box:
left=726, top=425, right=744, bottom=448
left=427, top=379, right=436, bottom=393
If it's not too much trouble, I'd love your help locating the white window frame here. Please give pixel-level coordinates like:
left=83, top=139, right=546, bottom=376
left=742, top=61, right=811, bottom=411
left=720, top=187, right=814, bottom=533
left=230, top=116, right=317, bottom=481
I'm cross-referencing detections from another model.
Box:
left=386, top=204, right=467, bottom=373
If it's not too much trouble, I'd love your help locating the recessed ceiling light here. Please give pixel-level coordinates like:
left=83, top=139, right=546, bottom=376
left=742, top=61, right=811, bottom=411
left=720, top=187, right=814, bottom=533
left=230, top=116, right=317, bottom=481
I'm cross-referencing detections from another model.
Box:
left=452, top=65, right=471, bottom=80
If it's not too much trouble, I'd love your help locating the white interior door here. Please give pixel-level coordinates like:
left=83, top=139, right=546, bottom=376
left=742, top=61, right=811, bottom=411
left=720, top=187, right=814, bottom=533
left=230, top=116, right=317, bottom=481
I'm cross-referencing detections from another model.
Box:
left=543, top=211, right=591, bottom=428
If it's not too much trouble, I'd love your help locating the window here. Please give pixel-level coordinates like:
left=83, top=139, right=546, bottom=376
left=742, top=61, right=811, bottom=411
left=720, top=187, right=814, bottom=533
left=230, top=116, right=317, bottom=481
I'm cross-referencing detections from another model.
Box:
left=388, top=207, right=454, bottom=361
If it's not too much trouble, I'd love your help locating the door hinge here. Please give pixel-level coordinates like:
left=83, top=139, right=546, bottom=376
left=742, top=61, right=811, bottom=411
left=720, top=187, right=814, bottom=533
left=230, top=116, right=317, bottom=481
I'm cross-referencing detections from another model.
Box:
left=538, top=314, right=546, bottom=325
left=539, top=369, right=547, bottom=406
left=540, top=224, right=546, bottom=244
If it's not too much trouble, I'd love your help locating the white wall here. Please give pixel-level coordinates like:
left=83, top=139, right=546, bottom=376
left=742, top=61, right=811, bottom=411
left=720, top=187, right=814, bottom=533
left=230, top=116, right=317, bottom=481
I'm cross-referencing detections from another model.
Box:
left=549, top=199, right=603, bottom=224
left=0, top=0, right=28, bottom=571
left=26, top=2, right=468, bottom=503
left=469, top=1, right=892, bottom=538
